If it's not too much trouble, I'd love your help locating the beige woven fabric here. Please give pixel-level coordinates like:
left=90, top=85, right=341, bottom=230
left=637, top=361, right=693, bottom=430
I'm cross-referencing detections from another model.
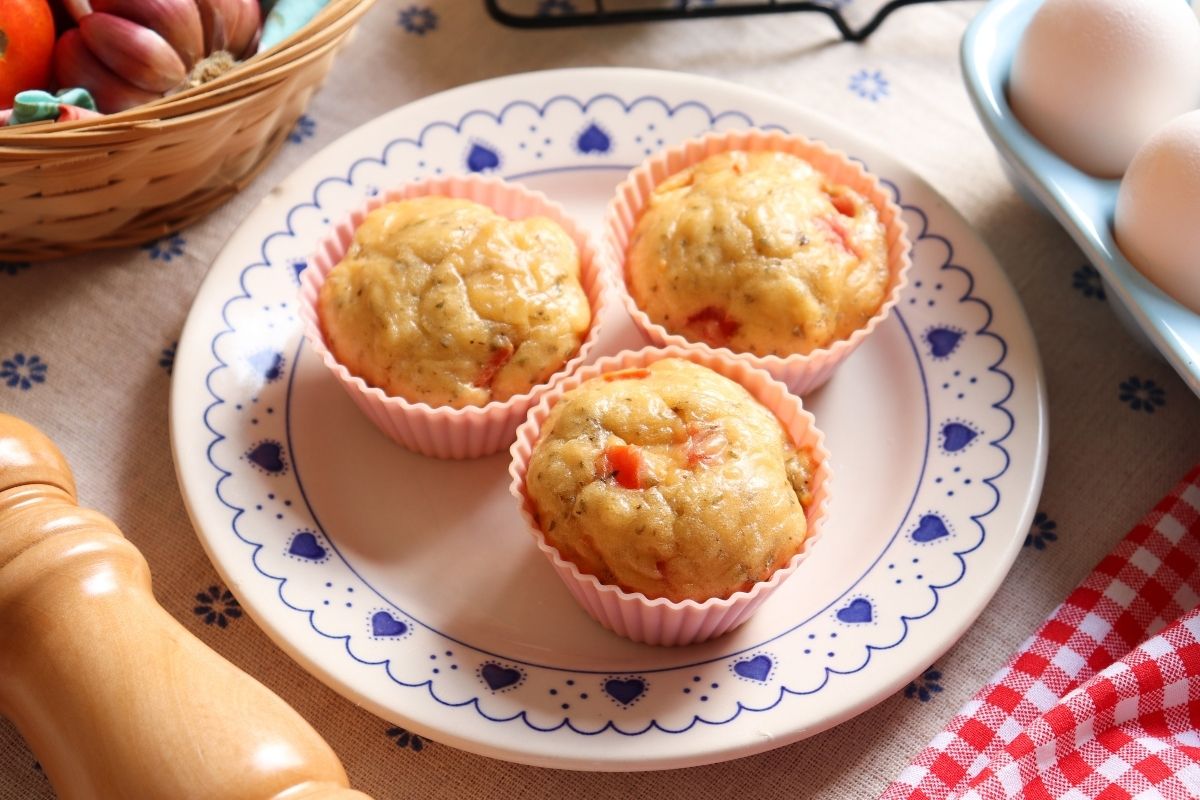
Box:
left=1, top=1, right=1198, bottom=797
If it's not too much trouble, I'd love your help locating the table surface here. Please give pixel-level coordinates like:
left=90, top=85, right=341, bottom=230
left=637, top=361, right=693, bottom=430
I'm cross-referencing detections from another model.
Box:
left=2, top=2, right=1198, bottom=797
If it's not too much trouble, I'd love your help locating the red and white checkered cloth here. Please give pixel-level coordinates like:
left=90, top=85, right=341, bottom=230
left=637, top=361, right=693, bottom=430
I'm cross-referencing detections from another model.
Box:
left=884, top=465, right=1200, bottom=800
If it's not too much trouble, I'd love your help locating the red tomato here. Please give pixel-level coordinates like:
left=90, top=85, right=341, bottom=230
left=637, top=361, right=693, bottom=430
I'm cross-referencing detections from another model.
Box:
left=0, top=0, right=55, bottom=109
left=604, top=444, right=646, bottom=490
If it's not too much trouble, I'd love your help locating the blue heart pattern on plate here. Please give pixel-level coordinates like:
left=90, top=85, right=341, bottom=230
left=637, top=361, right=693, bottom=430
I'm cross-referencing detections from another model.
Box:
left=576, top=122, right=611, bottom=154
left=481, top=663, right=522, bottom=691
left=466, top=142, right=500, bottom=173
left=733, top=655, right=772, bottom=682
left=287, top=531, right=326, bottom=560
left=912, top=514, right=951, bottom=543
left=941, top=422, right=979, bottom=453
left=604, top=678, right=646, bottom=705
left=248, top=349, right=285, bottom=383
left=245, top=440, right=286, bottom=473
left=371, top=611, right=408, bottom=637
left=925, top=327, right=964, bottom=359
left=837, top=598, right=873, bottom=624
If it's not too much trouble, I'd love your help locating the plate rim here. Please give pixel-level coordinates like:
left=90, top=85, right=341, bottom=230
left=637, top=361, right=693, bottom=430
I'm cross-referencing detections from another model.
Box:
left=170, top=66, right=1049, bottom=770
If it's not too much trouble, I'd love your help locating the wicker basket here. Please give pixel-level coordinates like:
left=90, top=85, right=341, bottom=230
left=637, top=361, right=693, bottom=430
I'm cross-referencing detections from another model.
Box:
left=0, top=0, right=376, bottom=261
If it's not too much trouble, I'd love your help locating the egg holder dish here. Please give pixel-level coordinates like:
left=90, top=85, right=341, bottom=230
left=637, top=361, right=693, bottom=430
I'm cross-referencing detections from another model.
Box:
left=961, top=0, right=1200, bottom=398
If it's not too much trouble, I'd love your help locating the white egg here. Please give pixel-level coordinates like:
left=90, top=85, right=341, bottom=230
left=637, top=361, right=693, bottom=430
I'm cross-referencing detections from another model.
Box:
left=1009, top=0, right=1200, bottom=178
left=1115, top=110, right=1200, bottom=314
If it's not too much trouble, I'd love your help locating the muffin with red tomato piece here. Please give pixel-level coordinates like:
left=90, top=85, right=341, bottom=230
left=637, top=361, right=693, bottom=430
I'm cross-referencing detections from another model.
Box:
left=524, top=357, right=816, bottom=604
left=627, top=150, right=889, bottom=356
left=604, top=129, right=911, bottom=394
left=299, top=176, right=605, bottom=459
left=318, top=195, right=592, bottom=409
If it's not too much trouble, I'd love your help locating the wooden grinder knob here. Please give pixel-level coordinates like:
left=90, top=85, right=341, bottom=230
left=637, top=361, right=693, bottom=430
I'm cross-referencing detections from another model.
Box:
left=0, top=414, right=374, bottom=800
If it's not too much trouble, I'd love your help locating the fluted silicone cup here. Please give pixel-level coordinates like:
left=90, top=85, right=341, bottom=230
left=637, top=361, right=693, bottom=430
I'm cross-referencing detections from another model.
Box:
left=508, top=345, right=832, bottom=647
left=601, top=128, right=912, bottom=396
left=298, top=175, right=608, bottom=459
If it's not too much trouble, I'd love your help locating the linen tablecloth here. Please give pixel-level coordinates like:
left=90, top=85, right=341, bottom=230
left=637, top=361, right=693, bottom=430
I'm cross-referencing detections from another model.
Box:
left=2, top=2, right=1198, bottom=797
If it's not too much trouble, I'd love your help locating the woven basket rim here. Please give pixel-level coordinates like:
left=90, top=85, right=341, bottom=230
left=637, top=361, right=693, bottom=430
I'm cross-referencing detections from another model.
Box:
left=0, top=0, right=375, bottom=140
left=0, top=37, right=352, bottom=148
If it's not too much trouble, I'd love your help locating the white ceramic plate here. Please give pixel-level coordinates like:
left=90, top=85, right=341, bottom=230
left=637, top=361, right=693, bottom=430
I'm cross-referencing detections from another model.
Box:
left=171, top=68, right=1047, bottom=771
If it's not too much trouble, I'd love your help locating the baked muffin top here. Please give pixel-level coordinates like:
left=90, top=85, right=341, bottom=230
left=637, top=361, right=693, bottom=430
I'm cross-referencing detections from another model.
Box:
left=318, top=197, right=591, bottom=408
left=525, top=358, right=814, bottom=603
left=626, top=151, right=890, bottom=356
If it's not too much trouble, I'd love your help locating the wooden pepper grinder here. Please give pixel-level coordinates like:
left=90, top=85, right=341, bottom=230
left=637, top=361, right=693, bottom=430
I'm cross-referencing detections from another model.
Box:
left=0, top=413, right=374, bottom=800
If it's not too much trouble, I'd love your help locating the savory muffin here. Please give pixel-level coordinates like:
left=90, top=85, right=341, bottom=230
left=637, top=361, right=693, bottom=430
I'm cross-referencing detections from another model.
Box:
left=524, top=358, right=815, bottom=603
left=626, top=150, right=890, bottom=356
left=318, top=196, right=591, bottom=408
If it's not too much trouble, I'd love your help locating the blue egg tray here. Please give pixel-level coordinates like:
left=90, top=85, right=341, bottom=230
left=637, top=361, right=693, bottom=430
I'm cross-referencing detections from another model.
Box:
left=961, top=0, right=1200, bottom=397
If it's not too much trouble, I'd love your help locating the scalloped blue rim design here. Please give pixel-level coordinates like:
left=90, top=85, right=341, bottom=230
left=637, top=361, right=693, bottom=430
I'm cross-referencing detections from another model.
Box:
left=201, top=92, right=1014, bottom=736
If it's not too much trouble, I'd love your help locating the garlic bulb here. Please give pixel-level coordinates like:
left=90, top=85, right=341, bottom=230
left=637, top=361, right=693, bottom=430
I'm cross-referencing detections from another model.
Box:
left=54, top=0, right=261, bottom=113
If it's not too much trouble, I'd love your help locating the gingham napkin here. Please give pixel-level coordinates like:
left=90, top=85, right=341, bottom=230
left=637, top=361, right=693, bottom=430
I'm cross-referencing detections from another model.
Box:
left=884, top=466, right=1200, bottom=800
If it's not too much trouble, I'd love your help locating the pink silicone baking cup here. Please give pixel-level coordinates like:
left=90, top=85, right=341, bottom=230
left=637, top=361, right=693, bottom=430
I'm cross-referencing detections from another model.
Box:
left=507, top=345, right=832, bottom=647
left=601, top=128, right=912, bottom=396
left=298, top=176, right=608, bottom=459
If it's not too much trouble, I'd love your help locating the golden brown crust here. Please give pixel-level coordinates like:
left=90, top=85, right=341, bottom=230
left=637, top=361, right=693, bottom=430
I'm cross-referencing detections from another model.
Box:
left=525, top=359, right=813, bottom=602
left=627, top=151, right=889, bottom=356
left=318, top=197, right=591, bottom=408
